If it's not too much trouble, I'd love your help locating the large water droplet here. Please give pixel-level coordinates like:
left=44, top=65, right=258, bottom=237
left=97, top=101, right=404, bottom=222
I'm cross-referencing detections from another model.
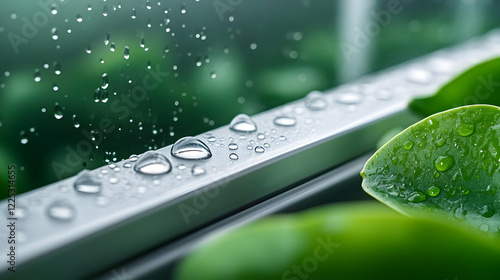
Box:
left=407, top=191, right=427, bottom=203
left=479, top=205, right=495, bottom=218
left=74, top=172, right=102, bottom=194
left=134, top=151, right=172, bottom=175
left=47, top=201, right=75, bottom=221
left=305, top=91, right=327, bottom=111
left=229, top=114, right=257, bottom=132
left=403, top=141, right=413, bottom=150
left=273, top=115, right=296, bottom=127
left=456, top=123, right=474, bottom=137
left=434, top=155, right=455, bottom=172
left=427, top=186, right=440, bottom=197
left=171, top=137, right=212, bottom=160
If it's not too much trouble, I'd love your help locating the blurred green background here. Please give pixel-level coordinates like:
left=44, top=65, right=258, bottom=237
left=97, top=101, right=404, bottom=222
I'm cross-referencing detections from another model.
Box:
left=1, top=0, right=500, bottom=199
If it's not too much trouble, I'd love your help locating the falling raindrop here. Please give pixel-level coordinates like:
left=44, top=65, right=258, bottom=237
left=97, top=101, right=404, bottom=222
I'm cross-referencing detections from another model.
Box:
left=34, top=69, right=41, bottom=82
left=73, top=115, right=80, bottom=128
left=101, top=73, right=109, bottom=89
left=124, top=46, right=130, bottom=59
left=54, top=61, right=61, bottom=75
left=134, top=151, right=172, bottom=175
left=229, top=114, right=257, bottom=132
left=47, top=201, right=75, bottom=221
left=273, top=115, right=296, bottom=127
left=51, top=27, right=58, bottom=40
left=171, top=137, right=212, bottom=160
left=74, top=172, right=102, bottom=194
left=305, top=91, right=327, bottom=111
left=54, top=104, right=63, bottom=119
left=192, top=165, right=206, bottom=176
left=229, top=153, right=239, bottom=160
left=104, top=33, right=110, bottom=45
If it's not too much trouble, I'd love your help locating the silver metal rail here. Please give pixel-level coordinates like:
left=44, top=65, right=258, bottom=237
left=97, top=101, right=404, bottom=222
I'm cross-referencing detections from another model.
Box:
left=2, top=29, right=500, bottom=280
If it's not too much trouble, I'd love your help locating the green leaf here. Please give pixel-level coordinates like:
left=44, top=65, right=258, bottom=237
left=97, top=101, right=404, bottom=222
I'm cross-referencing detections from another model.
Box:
left=410, top=57, right=500, bottom=117
left=175, top=202, right=500, bottom=280
left=362, top=105, right=500, bottom=232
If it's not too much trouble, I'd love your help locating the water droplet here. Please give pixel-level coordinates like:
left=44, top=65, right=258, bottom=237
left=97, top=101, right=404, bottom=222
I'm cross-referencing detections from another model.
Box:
left=403, top=141, right=413, bottom=150
left=434, top=155, right=455, bottom=172
left=229, top=153, right=239, bottom=160
left=181, top=3, right=187, bottom=13
left=131, top=8, right=137, bottom=19
left=95, top=196, right=109, bottom=207
left=479, top=205, right=495, bottom=218
left=51, top=6, right=58, bottom=15
left=51, top=27, right=58, bottom=40
left=86, top=46, right=92, bottom=54
left=101, top=73, right=109, bottom=89
left=72, top=115, right=80, bottom=128
left=171, top=137, right=212, bottom=160
left=456, top=123, right=474, bottom=137
left=104, top=33, right=110, bottom=45
left=20, top=138, right=28, bottom=145
left=254, top=146, right=265, bottom=153
left=279, top=136, right=287, bottom=141
left=47, top=201, right=75, bottom=221
left=210, top=72, right=217, bottom=79
left=335, top=92, right=362, bottom=105
left=305, top=91, right=327, bottom=111
left=129, top=154, right=139, bottom=162
left=74, top=172, right=102, bottom=194
left=273, top=115, right=296, bottom=127
left=34, top=69, right=41, bottom=82
left=256, top=133, right=266, bottom=140
left=427, top=186, right=440, bottom=197
left=103, top=5, right=108, bottom=16
left=480, top=224, right=490, bottom=232
left=407, top=191, right=427, bottom=203
left=192, top=165, right=206, bottom=176
left=374, top=89, right=392, bottom=100
left=134, top=151, right=172, bottom=175
left=124, top=46, right=130, bottom=59
left=406, top=68, right=432, bottom=84
left=228, top=143, right=238, bottom=150
left=54, top=104, right=63, bottom=119
left=76, top=14, right=83, bottom=22
left=229, top=114, right=257, bottom=132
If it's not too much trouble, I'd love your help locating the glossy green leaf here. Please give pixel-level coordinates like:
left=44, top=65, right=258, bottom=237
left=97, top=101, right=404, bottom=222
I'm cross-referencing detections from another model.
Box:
left=362, top=105, right=500, bottom=232
left=410, top=57, right=500, bottom=117
left=175, top=202, right=500, bottom=280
